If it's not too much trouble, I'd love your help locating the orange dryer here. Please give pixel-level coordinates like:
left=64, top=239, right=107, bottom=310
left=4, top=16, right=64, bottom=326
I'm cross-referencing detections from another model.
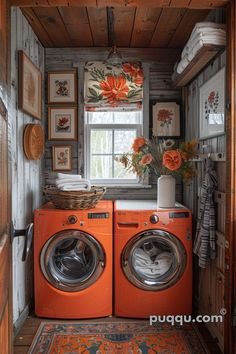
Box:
left=34, top=201, right=113, bottom=319
left=114, top=200, right=192, bottom=318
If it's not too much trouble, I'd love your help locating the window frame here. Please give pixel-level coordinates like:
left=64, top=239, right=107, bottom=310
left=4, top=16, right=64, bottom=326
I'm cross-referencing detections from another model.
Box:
left=84, top=111, right=143, bottom=185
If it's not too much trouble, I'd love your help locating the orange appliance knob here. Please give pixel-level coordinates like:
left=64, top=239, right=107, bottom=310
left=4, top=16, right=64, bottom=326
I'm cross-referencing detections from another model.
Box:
left=150, top=215, right=159, bottom=224
left=68, top=215, right=78, bottom=224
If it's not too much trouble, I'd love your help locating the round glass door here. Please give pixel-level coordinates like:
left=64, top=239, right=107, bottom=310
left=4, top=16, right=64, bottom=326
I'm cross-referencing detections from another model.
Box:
left=40, top=230, right=105, bottom=292
left=122, top=230, right=186, bottom=291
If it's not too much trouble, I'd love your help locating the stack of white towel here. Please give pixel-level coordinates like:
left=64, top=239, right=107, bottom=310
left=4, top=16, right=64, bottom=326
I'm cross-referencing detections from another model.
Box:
left=45, top=172, right=91, bottom=191
left=175, top=22, right=226, bottom=75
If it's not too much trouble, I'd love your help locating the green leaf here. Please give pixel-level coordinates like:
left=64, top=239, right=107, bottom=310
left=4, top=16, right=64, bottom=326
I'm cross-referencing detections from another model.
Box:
left=93, top=84, right=102, bottom=90
left=88, top=88, right=98, bottom=97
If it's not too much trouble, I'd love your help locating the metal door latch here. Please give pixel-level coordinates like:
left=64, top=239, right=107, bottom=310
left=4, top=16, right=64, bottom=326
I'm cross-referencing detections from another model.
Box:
left=10, top=221, right=34, bottom=261
left=233, top=304, right=236, bottom=327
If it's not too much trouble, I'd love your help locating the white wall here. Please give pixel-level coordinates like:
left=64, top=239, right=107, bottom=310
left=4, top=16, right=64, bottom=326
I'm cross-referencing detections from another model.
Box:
left=10, top=7, right=45, bottom=325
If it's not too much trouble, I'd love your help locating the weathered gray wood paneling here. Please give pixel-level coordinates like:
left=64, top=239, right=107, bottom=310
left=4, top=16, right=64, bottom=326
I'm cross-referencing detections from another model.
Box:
left=183, top=51, right=226, bottom=352
left=10, top=7, right=45, bottom=325
left=45, top=49, right=182, bottom=201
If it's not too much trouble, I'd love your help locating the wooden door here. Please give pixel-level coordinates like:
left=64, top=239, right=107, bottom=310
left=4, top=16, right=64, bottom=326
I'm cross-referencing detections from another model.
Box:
left=0, top=98, right=12, bottom=353
left=225, top=1, right=236, bottom=353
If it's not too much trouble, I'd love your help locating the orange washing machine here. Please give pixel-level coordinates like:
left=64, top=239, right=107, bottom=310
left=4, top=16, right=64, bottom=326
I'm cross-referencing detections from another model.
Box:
left=34, top=201, right=113, bottom=319
left=114, top=200, right=192, bottom=318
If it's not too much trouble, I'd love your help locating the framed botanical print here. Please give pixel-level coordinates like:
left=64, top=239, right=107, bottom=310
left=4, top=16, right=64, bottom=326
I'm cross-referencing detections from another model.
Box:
left=52, top=145, right=72, bottom=171
left=18, top=51, right=42, bottom=120
left=0, top=0, right=8, bottom=88
left=152, top=101, right=180, bottom=138
left=48, top=107, right=77, bottom=140
left=199, top=67, right=225, bottom=139
left=48, top=70, right=77, bottom=104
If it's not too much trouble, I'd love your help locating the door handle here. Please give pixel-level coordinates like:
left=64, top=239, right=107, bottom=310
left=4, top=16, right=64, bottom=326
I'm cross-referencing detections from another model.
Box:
left=117, top=222, right=139, bottom=228
left=11, top=222, right=34, bottom=261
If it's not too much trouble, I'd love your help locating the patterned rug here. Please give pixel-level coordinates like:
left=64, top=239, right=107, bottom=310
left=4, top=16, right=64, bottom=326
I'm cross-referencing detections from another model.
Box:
left=28, top=321, right=206, bottom=354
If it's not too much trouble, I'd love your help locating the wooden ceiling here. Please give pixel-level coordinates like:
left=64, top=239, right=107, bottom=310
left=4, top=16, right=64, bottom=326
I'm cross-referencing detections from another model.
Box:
left=21, top=6, right=213, bottom=48
left=12, top=1, right=229, bottom=8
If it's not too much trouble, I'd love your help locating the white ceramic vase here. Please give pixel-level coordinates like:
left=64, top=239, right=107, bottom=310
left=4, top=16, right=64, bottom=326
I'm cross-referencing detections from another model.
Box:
left=157, top=175, right=176, bottom=208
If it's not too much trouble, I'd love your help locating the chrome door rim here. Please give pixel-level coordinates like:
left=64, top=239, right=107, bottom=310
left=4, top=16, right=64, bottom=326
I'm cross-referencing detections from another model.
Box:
left=121, top=230, right=187, bottom=291
left=40, top=230, right=105, bottom=292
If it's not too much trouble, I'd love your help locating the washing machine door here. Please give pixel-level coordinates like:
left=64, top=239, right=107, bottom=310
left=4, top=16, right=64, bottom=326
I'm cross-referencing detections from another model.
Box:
left=122, top=230, right=186, bottom=291
left=40, top=230, right=105, bottom=292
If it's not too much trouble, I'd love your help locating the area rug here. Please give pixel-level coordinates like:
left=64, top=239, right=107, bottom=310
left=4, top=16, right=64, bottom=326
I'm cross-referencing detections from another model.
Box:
left=28, top=321, right=206, bottom=354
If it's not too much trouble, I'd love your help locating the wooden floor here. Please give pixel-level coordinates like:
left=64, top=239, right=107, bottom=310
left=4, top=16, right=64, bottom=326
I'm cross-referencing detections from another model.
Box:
left=14, top=316, right=222, bottom=354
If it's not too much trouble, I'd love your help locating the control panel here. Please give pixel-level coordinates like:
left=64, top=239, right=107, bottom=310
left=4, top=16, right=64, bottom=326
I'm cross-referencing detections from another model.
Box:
left=88, top=212, right=109, bottom=219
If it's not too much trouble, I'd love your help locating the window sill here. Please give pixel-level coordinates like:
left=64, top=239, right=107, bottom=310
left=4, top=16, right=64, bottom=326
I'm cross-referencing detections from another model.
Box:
left=93, top=184, right=152, bottom=189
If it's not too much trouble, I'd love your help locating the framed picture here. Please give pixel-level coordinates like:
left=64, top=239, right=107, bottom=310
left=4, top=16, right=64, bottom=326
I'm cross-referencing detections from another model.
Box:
left=48, top=70, right=77, bottom=104
left=48, top=107, right=77, bottom=140
left=0, top=0, right=8, bottom=87
left=151, top=101, right=180, bottom=138
left=52, top=145, right=72, bottom=171
left=199, top=67, right=225, bottom=139
left=18, top=51, right=42, bottom=120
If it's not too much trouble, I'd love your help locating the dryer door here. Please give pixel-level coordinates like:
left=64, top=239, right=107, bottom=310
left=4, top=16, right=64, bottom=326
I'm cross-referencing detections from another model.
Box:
left=40, top=230, right=105, bottom=292
left=122, top=230, right=186, bottom=291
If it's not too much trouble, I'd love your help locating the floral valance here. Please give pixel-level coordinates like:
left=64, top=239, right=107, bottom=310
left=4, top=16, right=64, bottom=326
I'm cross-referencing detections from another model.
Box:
left=84, top=61, right=143, bottom=111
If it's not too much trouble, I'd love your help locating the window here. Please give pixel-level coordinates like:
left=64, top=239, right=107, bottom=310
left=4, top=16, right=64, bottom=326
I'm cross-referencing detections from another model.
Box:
left=85, top=110, right=143, bottom=184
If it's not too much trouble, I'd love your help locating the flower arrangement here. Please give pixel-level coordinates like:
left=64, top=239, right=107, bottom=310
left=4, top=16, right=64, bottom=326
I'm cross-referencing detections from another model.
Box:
left=118, top=137, right=198, bottom=183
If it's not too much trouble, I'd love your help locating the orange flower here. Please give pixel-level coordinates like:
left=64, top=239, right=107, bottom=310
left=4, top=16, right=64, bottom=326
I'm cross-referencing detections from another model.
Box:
left=180, top=151, right=189, bottom=161
left=163, top=150, right=182, bottom=171
left=157, top=109, right=173, bottom=123
left=180, top=139, right=198, bottom=161
left=140, top=153, right=153, bottom=166
left=100, top=75, right=129, bottom=103
left=132, top=137, right=146, bottom=152
left=122, top=63, right=144, bottom=86
left=182, top=168, right=197, bottom=182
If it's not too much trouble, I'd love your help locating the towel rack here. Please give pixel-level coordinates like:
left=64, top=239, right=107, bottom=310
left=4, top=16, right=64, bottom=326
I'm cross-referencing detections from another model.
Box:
left=192, top=152, right=226, bottom=162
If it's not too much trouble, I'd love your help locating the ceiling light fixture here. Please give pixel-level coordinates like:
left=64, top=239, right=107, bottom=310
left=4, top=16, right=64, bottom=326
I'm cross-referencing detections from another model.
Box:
left=106, top=7, right=123, bottom=64
left=106, top=45, right=122, bottom=64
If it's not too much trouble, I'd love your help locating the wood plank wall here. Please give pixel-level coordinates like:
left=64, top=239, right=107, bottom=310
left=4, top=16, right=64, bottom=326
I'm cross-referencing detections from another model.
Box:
left=183, top=51, right=226, bottom=352
left=10, top=7, right=45, bottom=329
left=44, top=50, right=182, bottom=201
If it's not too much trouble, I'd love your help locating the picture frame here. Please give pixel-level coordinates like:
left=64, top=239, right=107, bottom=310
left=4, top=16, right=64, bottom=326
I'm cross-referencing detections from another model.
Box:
left=0, top=0, right=8, bottom=87
left=48, top=107, right=77, bottom=141
left=151, top=101, right=181, bottom=138
left=18, top=51, right=42, bottom=120
left=52, top=145, right=72, bottom=171
left=199, top=67, right=225, bottom=139
left=48, top=70, right=77, bottom=104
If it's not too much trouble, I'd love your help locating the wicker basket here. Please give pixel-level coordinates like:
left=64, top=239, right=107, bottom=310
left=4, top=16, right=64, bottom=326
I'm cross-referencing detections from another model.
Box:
left=43, top=185, right=106, bottom=210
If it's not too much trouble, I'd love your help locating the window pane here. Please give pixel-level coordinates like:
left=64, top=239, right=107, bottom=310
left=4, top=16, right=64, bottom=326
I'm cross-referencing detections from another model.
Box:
left=90, top=156, right=112, bottom=179
left=91, top=130, right=112, bottom=154
left=88, top=111, right=142, bottom=124
left=113, top=111, right=140, bottom=124
left=88, top=112, right=113, bottom=124
left=114, top=130, right=136, bottom=154
left=114, top=156, right=137, bottom=179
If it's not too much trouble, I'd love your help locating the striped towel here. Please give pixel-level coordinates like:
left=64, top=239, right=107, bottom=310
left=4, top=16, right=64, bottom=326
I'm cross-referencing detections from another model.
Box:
left=193, top=161, right=217, bottom=268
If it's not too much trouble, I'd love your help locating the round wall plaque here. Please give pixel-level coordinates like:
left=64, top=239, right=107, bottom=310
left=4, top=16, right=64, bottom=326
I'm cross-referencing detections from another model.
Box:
left=23, top=124, right=44, bottom=160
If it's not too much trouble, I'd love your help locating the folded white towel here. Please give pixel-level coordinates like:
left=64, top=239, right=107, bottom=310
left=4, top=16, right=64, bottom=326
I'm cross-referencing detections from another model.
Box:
left=191, top=22, right=226, bottom=34
left=177, top=56, right=190, bottom=74
left=56, top=178, right=90, bottom=187
left=56, top=179, right=91, bottom=191
left=56, top=178, right=83, bottom=186
left=182, top=31, right=226, bottom=59
left=188, top=38, right=226, bottom=61
left=60, top=185, right=91, bottom=191
left=57, top=173, right=82, bottom=180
